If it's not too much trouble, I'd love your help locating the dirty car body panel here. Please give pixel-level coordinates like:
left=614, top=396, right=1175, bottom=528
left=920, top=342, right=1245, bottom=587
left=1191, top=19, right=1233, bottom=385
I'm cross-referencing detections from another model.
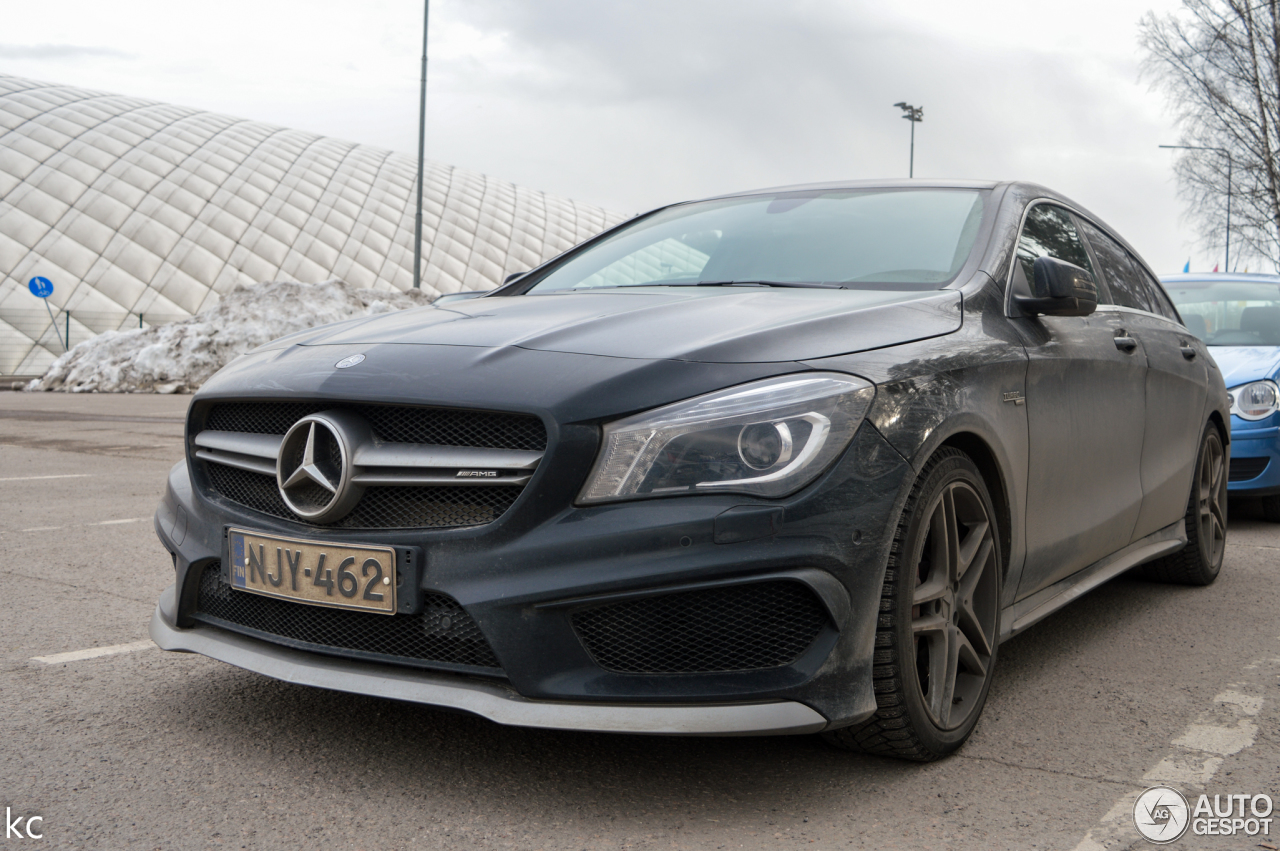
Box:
left=152, top=179, right=1226, bottom=743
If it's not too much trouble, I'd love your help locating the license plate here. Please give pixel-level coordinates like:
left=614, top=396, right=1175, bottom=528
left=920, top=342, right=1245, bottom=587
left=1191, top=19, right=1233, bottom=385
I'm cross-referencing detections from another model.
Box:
left=228, top=528, right=397, bottom=615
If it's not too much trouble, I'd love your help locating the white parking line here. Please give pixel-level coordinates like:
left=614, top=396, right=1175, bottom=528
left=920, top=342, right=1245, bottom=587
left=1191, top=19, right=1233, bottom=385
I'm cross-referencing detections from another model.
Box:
left=10, top=517, right=148, bottom=534
left=0, top=474, right=93, bottom=482
left=1072, top=655, right=1279, bottom=850
left=31, top=640, right=155, bottom=665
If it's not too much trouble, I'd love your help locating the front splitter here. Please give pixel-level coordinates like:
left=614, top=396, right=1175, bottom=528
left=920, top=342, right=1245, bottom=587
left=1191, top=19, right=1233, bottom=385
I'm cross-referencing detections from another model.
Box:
left=149, top=584, right=829, bottom=737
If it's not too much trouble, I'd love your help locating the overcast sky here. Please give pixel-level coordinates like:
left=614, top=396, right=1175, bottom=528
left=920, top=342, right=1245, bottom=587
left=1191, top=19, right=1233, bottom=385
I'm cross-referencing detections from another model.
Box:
left=5, top=0, right=1263, bottom=275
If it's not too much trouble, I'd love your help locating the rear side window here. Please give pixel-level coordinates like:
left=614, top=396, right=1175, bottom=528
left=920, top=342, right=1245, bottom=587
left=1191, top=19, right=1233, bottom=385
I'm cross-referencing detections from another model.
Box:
left=1015, top=204, right=1095, bottom=292
left=1130, top=262, right=1182, bottom=322
left=1079, top=220, right=1154, bottom=313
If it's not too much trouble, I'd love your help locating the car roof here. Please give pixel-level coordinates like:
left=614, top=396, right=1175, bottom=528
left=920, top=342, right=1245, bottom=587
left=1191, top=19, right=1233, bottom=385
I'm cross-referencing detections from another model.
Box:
left=683, top=179, right=1109, bottom=234
left=1161, top=272, right=1280, bottom=284
left=692, top=178, right=1004, bottom=202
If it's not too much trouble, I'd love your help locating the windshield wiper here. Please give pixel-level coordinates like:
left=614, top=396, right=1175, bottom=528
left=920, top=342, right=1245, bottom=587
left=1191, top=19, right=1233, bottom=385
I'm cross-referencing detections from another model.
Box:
left=613, top=280, right=845, bottom=290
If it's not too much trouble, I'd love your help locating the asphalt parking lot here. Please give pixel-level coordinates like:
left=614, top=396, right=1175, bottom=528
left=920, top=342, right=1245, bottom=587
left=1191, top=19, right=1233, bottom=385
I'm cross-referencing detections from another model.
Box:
left=1, top=391, right=1277, bottom=850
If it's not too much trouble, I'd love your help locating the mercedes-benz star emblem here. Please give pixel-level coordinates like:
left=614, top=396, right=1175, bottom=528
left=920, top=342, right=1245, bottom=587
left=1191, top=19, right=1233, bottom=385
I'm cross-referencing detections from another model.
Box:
left=282, top=422, right=338, bottom=493
left=335, top=353, right=365, bottom=369
left=277, top=413, right=361, bottom=522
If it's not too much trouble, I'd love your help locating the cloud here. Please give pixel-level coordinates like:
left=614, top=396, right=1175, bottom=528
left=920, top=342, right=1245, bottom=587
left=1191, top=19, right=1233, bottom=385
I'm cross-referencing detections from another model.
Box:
left=0, top=0, right=1242, bottom=271
left=0, top=43, right=133, bottom=61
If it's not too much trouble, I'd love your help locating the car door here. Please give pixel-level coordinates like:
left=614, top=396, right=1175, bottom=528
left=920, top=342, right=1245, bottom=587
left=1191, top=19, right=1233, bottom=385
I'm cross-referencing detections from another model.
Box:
left=1078, top=218, right=1209, bottom=540
left=1010, top=203, right=1148, bottom=599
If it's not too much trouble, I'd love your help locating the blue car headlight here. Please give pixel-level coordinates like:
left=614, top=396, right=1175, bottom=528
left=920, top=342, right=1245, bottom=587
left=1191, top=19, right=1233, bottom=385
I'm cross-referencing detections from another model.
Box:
left=578, top=372, right=875, bottom=504
left=1228, top=379, right=1280, bottom=421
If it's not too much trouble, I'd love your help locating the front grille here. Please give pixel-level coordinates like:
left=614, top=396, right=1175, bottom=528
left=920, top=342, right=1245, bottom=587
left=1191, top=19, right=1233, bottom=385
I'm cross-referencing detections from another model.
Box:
left=205, top=463, right=523, bottom=529
left=572, top=581, right=829, bottom=674
left=197, top=400, right=543, bottom=529
left=192, top=562, right=502, bottom=674
left=1229, top=456, right=1269, bottom=482
left=204, top=402, right=547, bottom=451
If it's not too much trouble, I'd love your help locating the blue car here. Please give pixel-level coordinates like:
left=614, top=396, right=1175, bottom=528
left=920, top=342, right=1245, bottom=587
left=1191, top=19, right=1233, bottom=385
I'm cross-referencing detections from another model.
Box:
left=1164, top=272, right=1280, bottom=519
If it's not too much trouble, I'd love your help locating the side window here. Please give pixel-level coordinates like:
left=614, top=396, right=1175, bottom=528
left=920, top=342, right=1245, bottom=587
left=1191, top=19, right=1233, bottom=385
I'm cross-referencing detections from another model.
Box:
left=1014, top=204, right=1095, bottom=295
left=1078, top=219, right=1153, bottom=313
left=1128, top=260, right=1182, bottom=322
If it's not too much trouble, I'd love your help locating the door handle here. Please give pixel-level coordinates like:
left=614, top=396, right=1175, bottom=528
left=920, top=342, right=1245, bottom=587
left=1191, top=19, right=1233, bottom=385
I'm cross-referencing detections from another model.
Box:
left=1180, top=344, right=1197, bottom=360
left=1114, top=336, right=1138, bottom=352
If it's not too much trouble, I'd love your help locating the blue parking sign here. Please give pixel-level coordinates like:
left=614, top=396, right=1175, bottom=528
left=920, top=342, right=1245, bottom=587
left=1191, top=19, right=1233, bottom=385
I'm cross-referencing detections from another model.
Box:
left=28, top=276, right=53, bottom=298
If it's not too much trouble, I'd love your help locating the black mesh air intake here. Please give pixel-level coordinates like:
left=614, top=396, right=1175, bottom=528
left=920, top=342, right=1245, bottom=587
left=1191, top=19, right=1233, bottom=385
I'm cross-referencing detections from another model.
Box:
left=204, top=402, right=547, bottom=451
left=571, top=580, right=829, bottom=674
left=1228, top=456, right=1269, bottom=482
left=204, top=463, right=523, bottom=529
left=192, top=562, right=502, bottom=674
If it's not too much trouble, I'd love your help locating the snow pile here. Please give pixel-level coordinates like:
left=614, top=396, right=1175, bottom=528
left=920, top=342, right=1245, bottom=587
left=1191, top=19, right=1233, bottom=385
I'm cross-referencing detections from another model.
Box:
left=28, top=280, right=432, bottom=393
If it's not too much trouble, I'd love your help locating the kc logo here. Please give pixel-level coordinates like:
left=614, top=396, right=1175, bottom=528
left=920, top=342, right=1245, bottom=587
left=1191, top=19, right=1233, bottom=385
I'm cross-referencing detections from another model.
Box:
left=5, top=808, right=43, bottom=840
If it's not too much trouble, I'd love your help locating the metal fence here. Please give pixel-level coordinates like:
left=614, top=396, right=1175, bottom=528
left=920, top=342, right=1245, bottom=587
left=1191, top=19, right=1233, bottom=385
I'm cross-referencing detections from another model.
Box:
left=1, top=309, right=189, bottom=377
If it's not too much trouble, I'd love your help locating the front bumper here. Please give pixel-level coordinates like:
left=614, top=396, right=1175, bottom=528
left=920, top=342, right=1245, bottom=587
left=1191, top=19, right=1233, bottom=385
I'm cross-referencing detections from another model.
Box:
left=150, top=584, right=828, bottom=735
left=154, top=420, right=914, bottom=733
left=1227, top=418, right=1280, bottom=496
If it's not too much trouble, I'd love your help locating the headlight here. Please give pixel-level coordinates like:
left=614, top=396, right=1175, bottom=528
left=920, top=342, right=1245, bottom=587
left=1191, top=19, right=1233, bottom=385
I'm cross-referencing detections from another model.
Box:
left=1230, top=379, right=1280, bottom=421
left=578, top=372, right=875, bottom=504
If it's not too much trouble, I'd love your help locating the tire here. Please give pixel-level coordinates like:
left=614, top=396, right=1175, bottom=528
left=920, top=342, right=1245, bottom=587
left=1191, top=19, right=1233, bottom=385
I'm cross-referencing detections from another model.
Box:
left=1260, top=494, right=1280, bottom=524
left=824, top=447, right=1002, bottom=762
left=1137, top=424, right=1227, bottom=586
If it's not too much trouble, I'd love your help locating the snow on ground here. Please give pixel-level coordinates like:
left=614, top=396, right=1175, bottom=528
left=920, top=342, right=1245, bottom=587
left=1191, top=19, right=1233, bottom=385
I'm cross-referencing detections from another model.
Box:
left=27, top=280, right=432, bottom=393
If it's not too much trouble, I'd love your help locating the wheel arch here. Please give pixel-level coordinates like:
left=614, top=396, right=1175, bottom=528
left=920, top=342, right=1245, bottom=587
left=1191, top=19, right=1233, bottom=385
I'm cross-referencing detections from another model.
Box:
left=938, top=431, right=1013, bottom=580
left=1208, top=409, right=1229, bottom=445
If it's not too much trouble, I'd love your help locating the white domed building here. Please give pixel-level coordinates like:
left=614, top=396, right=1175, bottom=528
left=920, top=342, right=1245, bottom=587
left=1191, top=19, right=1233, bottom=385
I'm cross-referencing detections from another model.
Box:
left=0, top=74, right=623, bottom=376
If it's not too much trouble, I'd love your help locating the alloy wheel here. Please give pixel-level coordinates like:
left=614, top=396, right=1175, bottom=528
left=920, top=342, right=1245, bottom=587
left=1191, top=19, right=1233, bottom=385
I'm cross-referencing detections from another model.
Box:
left=910, top=480, right=1000, bottom=731
left=1197, top=432, right=1227, bottom=568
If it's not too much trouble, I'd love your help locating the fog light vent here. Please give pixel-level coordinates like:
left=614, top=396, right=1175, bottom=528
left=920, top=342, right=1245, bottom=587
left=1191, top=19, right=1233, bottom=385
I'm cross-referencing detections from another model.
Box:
left=1228, top=456, right=1269, bottom=482
left=571, top=580, right=828, bottom=674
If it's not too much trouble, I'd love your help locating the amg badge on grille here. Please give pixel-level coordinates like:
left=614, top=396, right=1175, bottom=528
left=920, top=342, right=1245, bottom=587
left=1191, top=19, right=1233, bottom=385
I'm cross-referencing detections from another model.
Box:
left=456, top=470, right=499, bottom=478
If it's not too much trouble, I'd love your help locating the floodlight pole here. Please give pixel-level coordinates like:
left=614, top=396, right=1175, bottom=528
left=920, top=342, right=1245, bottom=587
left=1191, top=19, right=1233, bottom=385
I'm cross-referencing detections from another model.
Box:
left=412, top=0, right=430, bottom=289
left=1159, top=144, right=1232, bottom=272
left=894, top=103, right=924, bottom=178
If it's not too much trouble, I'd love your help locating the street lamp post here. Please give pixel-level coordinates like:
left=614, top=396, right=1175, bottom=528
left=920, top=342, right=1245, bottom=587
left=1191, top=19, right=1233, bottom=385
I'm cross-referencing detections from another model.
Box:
left=894, top=102, right=924, bottom=178
left=412, top=0, right=430, bottom=289
left=1159, top=144, right=1233, bottom=273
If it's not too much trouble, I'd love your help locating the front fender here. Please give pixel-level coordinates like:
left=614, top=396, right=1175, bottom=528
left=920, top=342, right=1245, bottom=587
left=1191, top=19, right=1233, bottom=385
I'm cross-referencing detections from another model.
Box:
left=803, top=282, right=1031, bottom=606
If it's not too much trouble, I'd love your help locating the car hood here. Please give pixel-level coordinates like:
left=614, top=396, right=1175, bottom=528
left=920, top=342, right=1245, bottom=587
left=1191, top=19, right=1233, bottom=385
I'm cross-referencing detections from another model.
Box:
left=293, top=287, right=963, bottom=363
left=1207, top=346, right=1280, bottom=387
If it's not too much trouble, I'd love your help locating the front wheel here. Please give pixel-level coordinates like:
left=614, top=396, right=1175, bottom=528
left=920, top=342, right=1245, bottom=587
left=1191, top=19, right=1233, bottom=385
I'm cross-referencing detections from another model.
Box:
left=1137, top=424, right=1227, bottom=586
left=824, top=447, right=1002, bottom=761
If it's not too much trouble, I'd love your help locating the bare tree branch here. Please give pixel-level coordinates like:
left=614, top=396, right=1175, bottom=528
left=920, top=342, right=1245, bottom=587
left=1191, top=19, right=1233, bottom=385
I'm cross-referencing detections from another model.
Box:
left=1142, top=0, right=1280, bottom=269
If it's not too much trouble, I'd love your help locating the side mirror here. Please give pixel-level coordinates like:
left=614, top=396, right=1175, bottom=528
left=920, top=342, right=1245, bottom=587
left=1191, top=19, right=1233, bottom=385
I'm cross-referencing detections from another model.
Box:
left=1015, top=257, right=1098, bottom=317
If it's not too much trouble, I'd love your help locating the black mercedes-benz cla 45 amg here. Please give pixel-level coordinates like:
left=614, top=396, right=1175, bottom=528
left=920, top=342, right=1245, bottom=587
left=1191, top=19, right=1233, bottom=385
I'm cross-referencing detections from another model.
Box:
left=151, top=179, right=1228, bottom=761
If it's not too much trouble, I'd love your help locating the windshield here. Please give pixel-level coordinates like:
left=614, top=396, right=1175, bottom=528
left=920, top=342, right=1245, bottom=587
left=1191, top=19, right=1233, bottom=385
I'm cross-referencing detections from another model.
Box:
left=524, top=188, right=987, bottom=293
left=1165, top=280, right=1280, bottom=346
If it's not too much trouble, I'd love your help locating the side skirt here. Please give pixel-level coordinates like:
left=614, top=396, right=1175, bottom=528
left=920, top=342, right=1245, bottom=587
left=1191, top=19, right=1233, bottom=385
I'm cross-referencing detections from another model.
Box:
left=998, top=519, right=1186, bottom=642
